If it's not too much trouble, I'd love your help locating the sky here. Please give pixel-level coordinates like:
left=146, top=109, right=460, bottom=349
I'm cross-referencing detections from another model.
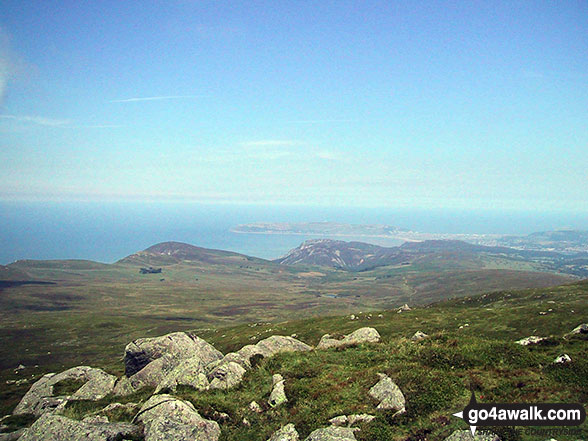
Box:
left=0, top=1, right=587, bottom=210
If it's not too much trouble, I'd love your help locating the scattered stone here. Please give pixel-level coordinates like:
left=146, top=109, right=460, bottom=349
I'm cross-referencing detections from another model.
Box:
left=444, top=429, right=501, bottom=440
left=15, top=364, right=25, bottom=371
left=18, top=414, right=141, bottom=441
left=242, top=417, right=251, bottom=427
left=350, top=315, right=357, bottom=321
left=208, top=361, right=247, bottom=390
left=368, top=373, right=405, bottom=414
left=329, top=415, right=348, bottom=426
left=305, top=426, right=358, bottom=441
left=135, top=394, right=220, bottom=441
left=13, top=366, right=117, bottom=416
left=255, top=336, right=313, bottom=358
left=397, top=304, right=411, bottom=313
left=553, top=354, right=571, bottom=364
left=269, top=374, right=288, bottom=407
left=568, top=323, right=588, bottom=335
left=317, top=328, right=381, bottom=350
left=516, top=336, right=548, bottom=346
left=249, top=400, right=263, bottom=413
left=268, top=423, right=299, bottom=441
left=124, top=331, right=223, bottom=377
left=210, top=411, right=230, bottom=423
left=347, top=414, right=376, bottom=426
left=411, top=331, right=428, bottom=342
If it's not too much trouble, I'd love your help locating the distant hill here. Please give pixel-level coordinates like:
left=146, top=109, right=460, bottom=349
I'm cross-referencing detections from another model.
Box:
left=493, top=229, right=588, bottom=253
left=118, top=241, right=270, bottom=266
left=231, top=221, right=407, bottom=236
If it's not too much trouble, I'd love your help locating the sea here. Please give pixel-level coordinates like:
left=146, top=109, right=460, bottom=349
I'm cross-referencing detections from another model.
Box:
left=1, top=200, right=588, bottom=265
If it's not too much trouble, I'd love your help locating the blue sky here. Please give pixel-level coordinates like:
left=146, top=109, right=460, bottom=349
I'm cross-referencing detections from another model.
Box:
left=0, top=1, right=586, bottom=210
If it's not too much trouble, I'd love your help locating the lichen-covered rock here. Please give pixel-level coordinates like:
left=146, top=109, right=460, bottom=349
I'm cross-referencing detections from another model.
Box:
left=128, top=354, right=177, bottom=389
left=255, top=336, right=312, bottom=358
left=268, top=374, right=288, bottom=407
left=329, top=414, right=375, bottom=427
left=368, top=373, right=405, bottom=414
left=568, top=323, right=588, bottom=335
left=155, top=356, right=210, bottom=393
left=410, top=331, right=429, bottom=342
left=249, top=401, right=263, bottom=413
left=112, top=376, right=135, bottom=396
left=136, top=394, right=220, bottom=441
left=305, top=426, right=358, bottom=441
left=13, top=366, right=117, bottom=416
left=124, top=331, right=223, bottom=377
left=553, top=354, right=571, bottom=364
left=0, top=428, right=25, bottom=441
left=515, top=336, right=548, bottom=346
left=316, top=328, right=380, bottom=350
left=268, top=423, right=299, bottom=441
left=18, top=414, right=141, bottom=441
left=444, top=429, right=501, bottom=441
left=208, top=361, right=246, bottom=390
left=329, top=415, right=348, bottom=426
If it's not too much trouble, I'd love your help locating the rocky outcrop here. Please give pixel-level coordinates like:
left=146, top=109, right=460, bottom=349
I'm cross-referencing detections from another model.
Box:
left=305, top=426, right=358, bottom=441
left=444, top=429, right=501, bottom=440
left=316, top=328, right=381, bottom=350
left=135, top=394, right=220, bottom=441
left=410, top=331, right=428, bottom=342
left=13, top=366, right=117, bottom=416
left=268, top=423, right=300, bottom=441
left=155, top=356, right=210, bottom=393
left=268, top=374, right=288, bottom=407
left=515, top=336, right=548, bottom=346
left=124, top=332, right=223, bottom=377
left=18, top=414, right=141, bottom=441
left=368, top=373, right=405, bottom=414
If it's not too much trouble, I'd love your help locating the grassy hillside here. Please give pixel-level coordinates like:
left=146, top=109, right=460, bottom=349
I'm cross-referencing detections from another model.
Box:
left=2, top=280, right=587, bottom=440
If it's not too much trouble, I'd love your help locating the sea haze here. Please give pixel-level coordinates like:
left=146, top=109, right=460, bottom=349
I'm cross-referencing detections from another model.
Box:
left=1, top=201, right=588, bottom=265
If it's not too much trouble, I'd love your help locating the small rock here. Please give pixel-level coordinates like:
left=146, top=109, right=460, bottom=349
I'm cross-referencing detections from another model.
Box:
left=329, top=415, right=348, bottom=426
left=249, top=401, right=263, bottom=413
left=515, top=336, right=548, bottom=346
left=269, top=374, right=288, bottom=407
left=368, top=373, right=405, bottom=414
left=347, top=414, right=376, bottom=426
left=15, top=364, right=25, bottom=371
left=317, top=328, right=381, bottom=350
left=305, top=426, right=358, bottom=440
left=411, top=331, right=428, bottom=342
left=553, top=354, right=571, bottom=364
left=208, top=361, right=246, bottom=390
left=268, top=423, right=299, bottom=441
left=397, top=304, right=411, bottom=313
left=568, top=323, right=588, bottom=335
left=242, top=417, right=251, bottom=427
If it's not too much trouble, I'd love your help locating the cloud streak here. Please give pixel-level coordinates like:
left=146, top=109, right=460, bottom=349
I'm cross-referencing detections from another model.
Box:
left=0, top=114, right=71, bottom=127
left=109, top=95, right=204, bottom=103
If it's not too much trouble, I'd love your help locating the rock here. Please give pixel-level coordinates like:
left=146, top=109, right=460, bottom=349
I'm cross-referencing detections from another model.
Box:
left=444, top=429, right=501, bottom=440
left=516, top=336, right=548, bottom=346
left=210, top=411, right=230, bottom=423
left=208, top=361, right=247, bottom=390
left=242, top=417, right=251, bottom=427
left=82, top=415, right=109, bottom=423
left=0, top=429, right=25, bottom=441
left=15, top=364, right=25, bottom=371
left=255, top=336, right=313, bottom=358
left=553, top=354, right=571, bottom=364
left=124, top=331, right=223, bottom=377
left=316, top=328, right=381, bottom=350
left=249, top=400, right=263, bottom=413
left=397, top=304, right=411, bottom=313
left=94, top=401, right=139, bottom=416
left=136, top=394, right=220, bottom=441
left=13, top=366, right=117, bottom=416
left=305, top=426, right=358, bottom=440
left=155, top=356, right=210, bottom=393
left=410, top=331, right=428, bottom=342
left=329, top=415, right=348, bottom=426
left=18, top=414, right=141, bottom=441
left=128, top=354, right=177, bottom=389
left=347, top=414, right=375, bottom=425
left=568, top=323, right=588, bottom=335
left=268, top=423, right=299, bottom=441
left=112, top=376, right=135, bottom=396
left=368, top=373, right=405, bottom=414
left=268, top=374, right=288, bottom=407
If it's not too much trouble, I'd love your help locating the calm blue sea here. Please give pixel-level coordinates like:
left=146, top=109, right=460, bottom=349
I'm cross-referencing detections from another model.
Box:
left=1, top=201, right=588, bottom=264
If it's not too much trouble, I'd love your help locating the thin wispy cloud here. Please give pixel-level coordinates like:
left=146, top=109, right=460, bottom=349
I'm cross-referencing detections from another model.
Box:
left=0, top=114, right=71, bottom=127
left=110, top=95, right=203, bottom=103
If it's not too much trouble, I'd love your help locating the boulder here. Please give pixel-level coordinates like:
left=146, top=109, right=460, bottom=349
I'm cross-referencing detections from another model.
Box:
left=255, top=336, right=312, bottom=358
left=329, top=414, right=375, bottom=427
left=112, top=376, right=135, bottom=396
left=397, top=304, right=411, bottom=313
left=124, top=331, right=223, bottom=377
left=18, top=414, right=141, bottom=441
left=249, top=401, right=263, bottom=413
left=515, top=336, right=548, bottom=346
left=268, top=374, right=288, bottom=407
left=135, top=394, right=220, bottom=441
left=13, top=366, right=117, bottom=416
left=128, top=354, right=177, bottom=389
left=305, top=426, right=358, bottom=441
left=268, top=423, right=299, bottom=441
left=317, top=328, right=381, bottom=350
left=410, top=331, right=429, bottom=342
left=368, top=373, right=405, bottom=414
left=0, top=429, right=25, bottom=441
left=155, top=356, right=210, bottom=393
left=444, top=429, right=501, bottom=440
left=208, top=361, right=246, bottom=390
left=568, top=323, right=588, bottom=335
